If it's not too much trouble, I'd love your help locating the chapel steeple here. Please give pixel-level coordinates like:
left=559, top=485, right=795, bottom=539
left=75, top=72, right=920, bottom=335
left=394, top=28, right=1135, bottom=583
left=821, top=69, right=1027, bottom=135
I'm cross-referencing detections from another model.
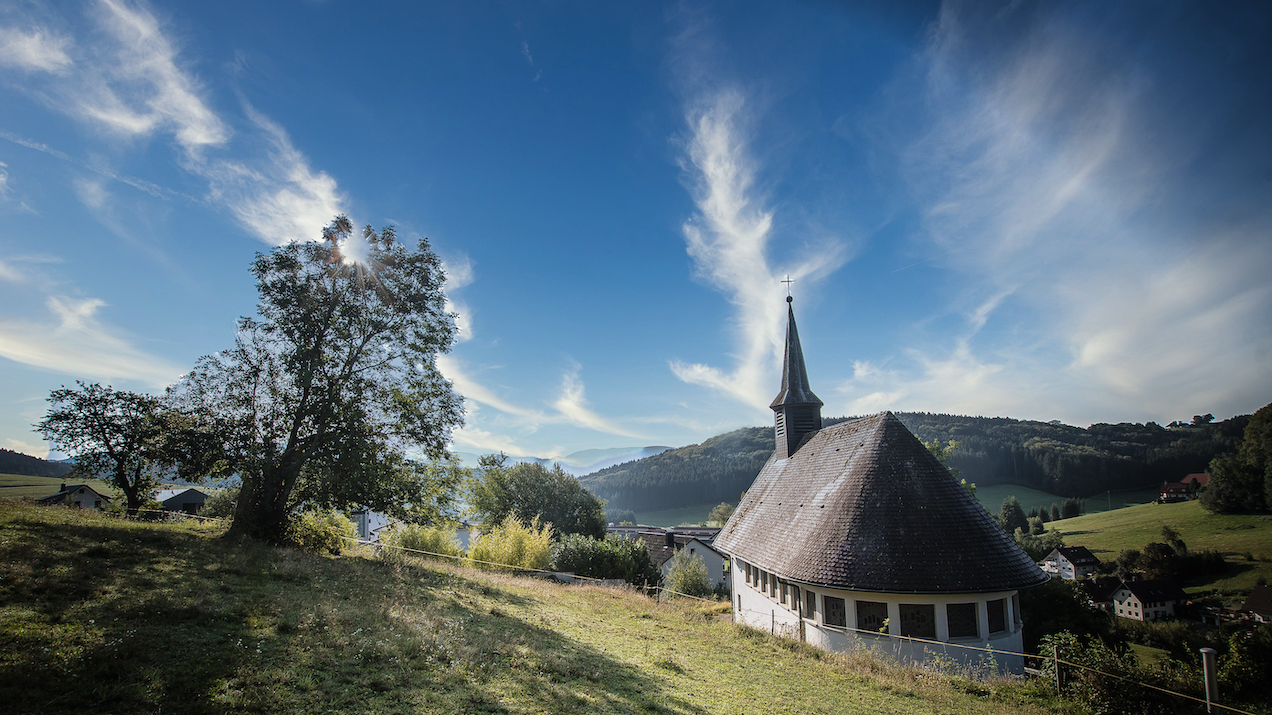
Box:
left=771, top=295, right=823, bottom=459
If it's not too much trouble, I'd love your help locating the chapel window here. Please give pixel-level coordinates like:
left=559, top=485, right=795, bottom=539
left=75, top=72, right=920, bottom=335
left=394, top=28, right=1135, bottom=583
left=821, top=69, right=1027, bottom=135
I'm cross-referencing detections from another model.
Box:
left=805, top=590, right=817, bottom=621
left=824, top=596, right=847, bottom=627
left=899, top=604, right=935, bottom=639
left=987, top=598, right=1007, bottom=634
left=856, top=600, right=887, bottom=632
left=946, top=602, right=978, bottom=639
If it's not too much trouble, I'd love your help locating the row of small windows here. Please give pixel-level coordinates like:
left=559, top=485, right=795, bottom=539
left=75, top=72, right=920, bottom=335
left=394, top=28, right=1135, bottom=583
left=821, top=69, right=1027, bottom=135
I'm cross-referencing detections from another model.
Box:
left=742, top=561, right=1009, bottom=639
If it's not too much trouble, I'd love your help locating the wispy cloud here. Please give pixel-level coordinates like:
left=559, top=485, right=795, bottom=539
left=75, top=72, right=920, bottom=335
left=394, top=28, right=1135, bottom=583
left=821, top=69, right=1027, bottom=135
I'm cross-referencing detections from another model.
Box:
left=438, top=353, right=645, bottom=454
left=1, top=0, right=341, bottom=245
left=670, top=88, right=848, bottom=408
left=198, top=107, right=344, bottom=245
left=441, top=254, right=476, bottom=343
left=0, top=26, right=72, bottom=74
left=847, top=0, right=1272, bottom=424
left=553, top=364, right=646, bottom=439
left=0, top=295, right=185, bottom=388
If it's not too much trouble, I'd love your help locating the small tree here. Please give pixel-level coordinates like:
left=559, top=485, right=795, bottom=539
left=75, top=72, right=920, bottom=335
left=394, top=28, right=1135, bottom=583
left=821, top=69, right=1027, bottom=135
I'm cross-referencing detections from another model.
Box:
left=37, top=382, right=180, bottom=516
left=467, top=455, right=606, bottom=538
left=664, top=548, right=712, bottom=598
left=707, top=502, right=734, bottom=525
left=997, top=496, right=1029, bottom=534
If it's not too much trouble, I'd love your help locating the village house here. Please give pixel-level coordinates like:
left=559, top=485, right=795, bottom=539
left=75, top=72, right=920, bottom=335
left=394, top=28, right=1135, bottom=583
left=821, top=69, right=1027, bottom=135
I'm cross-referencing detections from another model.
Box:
left=1112, top=579, right=1188, bottom=621
left=633, top=530, right=730, bottom=590
left=154, top=487, right=209, bottom=515
left=715, top=297, right=1048, bottom=673
left=37, top=483, right=111, bottom=510
left=1159, top=482, right=1194, bottom=503
left=1040, top=546, right=1100, bottom=580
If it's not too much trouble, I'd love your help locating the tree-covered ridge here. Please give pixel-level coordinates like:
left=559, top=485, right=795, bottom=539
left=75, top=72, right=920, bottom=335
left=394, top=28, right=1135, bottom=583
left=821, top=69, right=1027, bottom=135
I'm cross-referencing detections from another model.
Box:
left=580, top=412, right=1251, bottom=513
left=578, top=427, right=773, bottom=512
left=0, top=448, right=72, bottom=478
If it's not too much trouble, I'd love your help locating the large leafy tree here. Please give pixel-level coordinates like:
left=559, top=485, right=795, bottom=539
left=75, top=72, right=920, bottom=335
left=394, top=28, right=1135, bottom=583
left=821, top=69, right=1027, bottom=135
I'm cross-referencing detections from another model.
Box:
left=468, top=454, right=606, bottom=539
left=1201, top=401, right=1272, bottom=514
left=37, top=382, right=176, bottom=516
left=169, top=216, right=464, bottom=543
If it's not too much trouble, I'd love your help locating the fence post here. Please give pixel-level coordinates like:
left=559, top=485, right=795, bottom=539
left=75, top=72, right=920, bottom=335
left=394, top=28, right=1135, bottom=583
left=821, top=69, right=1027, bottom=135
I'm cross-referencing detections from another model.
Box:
left=1200, top=647, right=1217, bottom=713
left=771, top=610, right=775, bottom=634
left=1052, top=643, right=1062, bottom=698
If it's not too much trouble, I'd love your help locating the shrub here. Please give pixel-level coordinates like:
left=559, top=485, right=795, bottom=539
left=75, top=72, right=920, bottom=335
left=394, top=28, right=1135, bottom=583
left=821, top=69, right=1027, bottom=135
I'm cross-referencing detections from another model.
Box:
left=200, top=485, right=239, bottom=519
left=664, top=548, right=712, bottom=598
left=551, top=533, right=660, bottom=585
left=381, top=523, right=463, bottom=560
left=466, top=514, right=553, bottom=571
left=287, top=509, right=357, bottom=555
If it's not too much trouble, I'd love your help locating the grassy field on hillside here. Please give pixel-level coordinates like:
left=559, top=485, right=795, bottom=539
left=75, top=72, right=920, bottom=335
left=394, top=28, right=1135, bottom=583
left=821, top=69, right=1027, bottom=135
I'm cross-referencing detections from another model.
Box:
left=0, top=500, right=1070, bottom=715
left=0, top=473, right=119, bottom=500
left=1049, top=500, right=1272, bottom=603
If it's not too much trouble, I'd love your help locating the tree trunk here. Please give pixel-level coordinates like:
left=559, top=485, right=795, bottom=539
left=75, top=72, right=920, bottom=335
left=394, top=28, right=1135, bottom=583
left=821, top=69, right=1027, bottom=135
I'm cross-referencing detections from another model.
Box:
left=228, top=464, right=297, bottom=544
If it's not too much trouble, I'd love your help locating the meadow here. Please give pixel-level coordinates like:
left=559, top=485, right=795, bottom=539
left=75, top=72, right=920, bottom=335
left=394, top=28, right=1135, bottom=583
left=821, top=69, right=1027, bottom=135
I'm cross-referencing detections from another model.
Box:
left=0, top=473, right=118, bottom=501
left=1048, top=500, right=1272, bottom=604
left=0, top=499, right=1071, bottom=715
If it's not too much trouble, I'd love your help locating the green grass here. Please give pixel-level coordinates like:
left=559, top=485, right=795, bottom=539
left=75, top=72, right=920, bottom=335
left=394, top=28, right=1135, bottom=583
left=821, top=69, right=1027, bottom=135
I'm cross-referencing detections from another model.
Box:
left=1049, top=500, right=1272, bottom=604
left=0, top=473, right=119, bottom=500
left=0, top=499, right=1071, bottom=715
left=634, top=504, right=716, bottom=527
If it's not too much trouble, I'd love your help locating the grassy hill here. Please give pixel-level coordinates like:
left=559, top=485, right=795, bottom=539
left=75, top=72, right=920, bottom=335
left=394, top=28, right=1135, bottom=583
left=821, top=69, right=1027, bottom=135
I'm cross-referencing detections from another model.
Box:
left=972, top=484, right=1161, bottom=517
left=1048, top=500, right=1272, bottom=604
left=0, top=500, right=1064, bottom=715
left=0, top=473, right=120, bottom=500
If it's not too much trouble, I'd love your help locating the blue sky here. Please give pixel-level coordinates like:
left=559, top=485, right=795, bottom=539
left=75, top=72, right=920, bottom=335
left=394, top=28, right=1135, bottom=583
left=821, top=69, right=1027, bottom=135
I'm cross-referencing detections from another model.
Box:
left=1, top=1, right=1270, bottom=462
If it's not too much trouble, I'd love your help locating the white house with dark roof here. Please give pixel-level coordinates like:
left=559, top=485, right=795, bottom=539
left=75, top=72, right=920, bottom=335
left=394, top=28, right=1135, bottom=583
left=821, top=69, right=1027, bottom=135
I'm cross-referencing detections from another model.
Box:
left=714, top=297, right=1049, bottom=672
left=37, top=483, right=112, bottom=510
left=1040, top=546, right=1100, bottom=580
left=1113, top=579, right=1188, bottom=621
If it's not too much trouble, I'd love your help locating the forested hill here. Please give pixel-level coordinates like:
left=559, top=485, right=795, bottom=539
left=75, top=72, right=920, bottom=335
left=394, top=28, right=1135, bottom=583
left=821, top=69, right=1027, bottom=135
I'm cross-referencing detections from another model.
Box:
left=578, top=412, right=1249, bottom=513
left=0, top=448, right=73, bottom=478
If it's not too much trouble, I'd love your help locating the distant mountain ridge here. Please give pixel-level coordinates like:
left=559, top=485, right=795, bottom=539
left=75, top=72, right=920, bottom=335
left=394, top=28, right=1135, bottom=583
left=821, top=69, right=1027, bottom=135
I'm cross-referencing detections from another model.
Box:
left=578, top=412, right=1249, bottom=513
left=454, top=445, right=672, bottom=477
left=0, top=449, right=74, bottom=478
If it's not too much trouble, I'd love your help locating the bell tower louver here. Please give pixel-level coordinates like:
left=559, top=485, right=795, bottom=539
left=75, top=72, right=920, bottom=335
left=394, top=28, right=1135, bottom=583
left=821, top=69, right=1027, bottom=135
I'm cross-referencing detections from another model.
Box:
left=771, top=296, right=822, bottom=459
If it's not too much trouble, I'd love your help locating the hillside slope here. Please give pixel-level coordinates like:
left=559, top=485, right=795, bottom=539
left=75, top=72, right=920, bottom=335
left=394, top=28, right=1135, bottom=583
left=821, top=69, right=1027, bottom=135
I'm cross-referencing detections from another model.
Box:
left=1049, top=500, right=1272, bottom=603
left=580, top=413, right=1247, bottom=512
left=0, top=501, right=1058, bottom=715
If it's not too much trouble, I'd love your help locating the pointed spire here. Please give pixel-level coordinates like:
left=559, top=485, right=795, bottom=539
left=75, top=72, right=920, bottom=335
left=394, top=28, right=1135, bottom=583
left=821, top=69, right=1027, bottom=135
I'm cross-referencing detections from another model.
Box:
left=771, top=296, right=822, bottom=458
left=771, top=296, right=822, bottom=409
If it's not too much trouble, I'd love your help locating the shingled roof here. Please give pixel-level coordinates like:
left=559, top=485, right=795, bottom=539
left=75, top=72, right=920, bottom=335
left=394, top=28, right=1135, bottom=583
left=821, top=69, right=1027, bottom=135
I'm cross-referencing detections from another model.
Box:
left=714, top=412, right=1049, bottom=594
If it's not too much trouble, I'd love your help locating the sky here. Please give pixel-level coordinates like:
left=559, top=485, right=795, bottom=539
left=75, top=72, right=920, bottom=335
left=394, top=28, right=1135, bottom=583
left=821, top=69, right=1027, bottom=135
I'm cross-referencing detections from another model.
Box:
left=1, top=0, right=1270, bottom=464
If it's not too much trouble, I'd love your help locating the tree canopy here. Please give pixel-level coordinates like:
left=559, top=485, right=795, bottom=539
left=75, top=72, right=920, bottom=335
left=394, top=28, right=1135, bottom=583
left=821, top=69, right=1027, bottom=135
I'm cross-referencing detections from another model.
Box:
left=37, top=382, right=179, bottom=515
left=1201, top=401, right=1272, bottom=514
left=467, top=454, right=606, bottom=539
left=169, top=216, right=464, bottom=542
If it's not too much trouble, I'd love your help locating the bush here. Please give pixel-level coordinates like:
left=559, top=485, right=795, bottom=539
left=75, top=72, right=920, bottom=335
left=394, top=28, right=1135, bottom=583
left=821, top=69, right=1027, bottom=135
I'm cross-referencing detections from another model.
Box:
left=551, top=533, right=660, bottom=585
left=381, top=523, right=463, bottom=561
left=200, top=485, right=239, bottom=519
left=664, top=548, right=712, bottom=598
left=466, top=514, right=553, bottom=571
left=1040, top=631, right=1199, bottom=715
left=287, top=509, right=357, bottom=555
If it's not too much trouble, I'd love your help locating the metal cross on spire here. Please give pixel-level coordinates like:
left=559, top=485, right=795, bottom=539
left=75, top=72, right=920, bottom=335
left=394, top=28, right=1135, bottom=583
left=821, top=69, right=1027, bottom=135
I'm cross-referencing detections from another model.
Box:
left=781, top=275, right=794, bottom=297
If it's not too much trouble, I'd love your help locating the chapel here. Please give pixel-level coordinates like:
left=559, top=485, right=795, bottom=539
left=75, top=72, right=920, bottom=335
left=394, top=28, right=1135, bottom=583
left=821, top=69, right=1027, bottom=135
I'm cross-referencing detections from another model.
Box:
left=714, top=296, right=1048, bottom=671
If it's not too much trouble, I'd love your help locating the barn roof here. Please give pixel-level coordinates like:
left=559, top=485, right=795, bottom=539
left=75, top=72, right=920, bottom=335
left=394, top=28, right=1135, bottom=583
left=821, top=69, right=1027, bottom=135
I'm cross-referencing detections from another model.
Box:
left=714, top=412, right=1049, bottom=594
